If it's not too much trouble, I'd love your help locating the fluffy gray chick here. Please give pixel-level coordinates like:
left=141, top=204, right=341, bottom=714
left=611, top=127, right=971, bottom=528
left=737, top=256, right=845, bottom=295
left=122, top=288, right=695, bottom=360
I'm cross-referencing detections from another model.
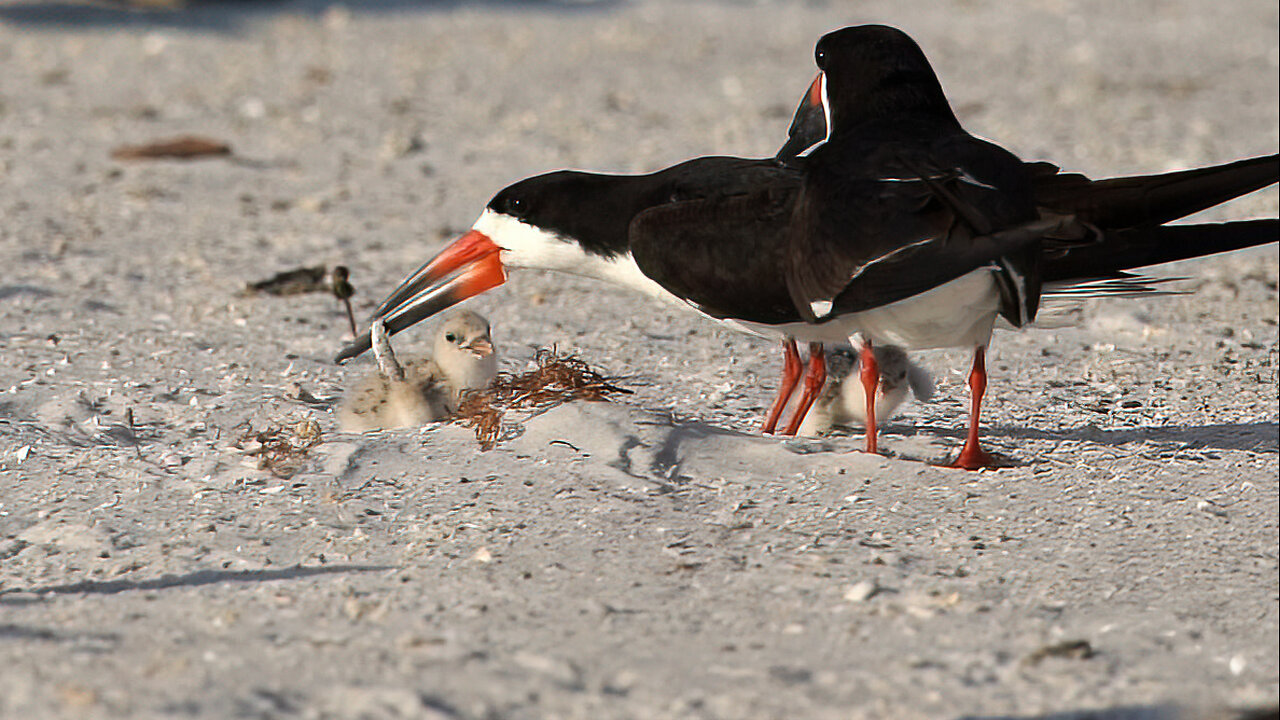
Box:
left=795, top=345, right=933, bottom=437
left=339, top=310, right=497, bottom=432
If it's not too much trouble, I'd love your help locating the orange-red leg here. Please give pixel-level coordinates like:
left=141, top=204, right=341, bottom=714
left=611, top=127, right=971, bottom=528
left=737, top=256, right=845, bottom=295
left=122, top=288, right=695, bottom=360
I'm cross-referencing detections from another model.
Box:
left=859, top=341, right=880, bottom=454
left=762, top=339, right=803, bottom=434
left=783, top=343, right=826, bottom=436
left=950, top=345, right=993, bottom=470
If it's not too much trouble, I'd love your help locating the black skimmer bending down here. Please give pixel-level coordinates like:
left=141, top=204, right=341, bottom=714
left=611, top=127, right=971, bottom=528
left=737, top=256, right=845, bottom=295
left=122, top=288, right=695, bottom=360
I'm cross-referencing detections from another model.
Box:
left=336, top=26, right=1277, bottom=467
left=334, top=150, right=1274, bottom=462
left=338, top=310, right=496, bottom=432
left=790, top=345, right=933, bottom=438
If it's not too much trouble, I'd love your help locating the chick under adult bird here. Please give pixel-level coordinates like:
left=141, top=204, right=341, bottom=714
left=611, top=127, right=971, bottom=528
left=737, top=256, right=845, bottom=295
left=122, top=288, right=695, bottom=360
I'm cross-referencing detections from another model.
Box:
left=336, top=25, right=1277, bottom=467
left=339, top=310, right=497, bottom=432
left=791, top=344, right=934, bottom=438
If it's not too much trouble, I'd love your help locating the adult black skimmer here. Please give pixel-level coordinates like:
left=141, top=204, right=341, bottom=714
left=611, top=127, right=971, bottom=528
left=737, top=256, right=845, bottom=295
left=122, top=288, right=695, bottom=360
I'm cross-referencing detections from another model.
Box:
left=338, top=310, right=497, bottom=432
left=767, top=24, right=1278, bottom=466
left=336, top=26, right=1277, bottom=467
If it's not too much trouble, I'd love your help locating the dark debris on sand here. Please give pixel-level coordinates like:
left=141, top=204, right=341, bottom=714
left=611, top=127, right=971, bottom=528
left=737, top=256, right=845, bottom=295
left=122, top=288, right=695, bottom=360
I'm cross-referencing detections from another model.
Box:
left=240, top=265, right=330, bottom=297
left=235, top=419, right=322, bottom=478
left=110, top=135, right=231, bottom=161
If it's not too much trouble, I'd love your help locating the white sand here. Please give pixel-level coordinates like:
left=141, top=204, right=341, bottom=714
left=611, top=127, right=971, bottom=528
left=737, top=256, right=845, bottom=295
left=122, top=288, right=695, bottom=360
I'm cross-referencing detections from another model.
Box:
left=0, top=1, right=1276, bottom=718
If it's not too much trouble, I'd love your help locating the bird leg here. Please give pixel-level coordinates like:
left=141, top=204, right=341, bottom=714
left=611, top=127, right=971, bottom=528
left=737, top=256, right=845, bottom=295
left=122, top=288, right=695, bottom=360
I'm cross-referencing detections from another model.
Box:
left=858, top=339, right=880, bottom=454
left=782, top=342, right=826, bottom=436
left=370, top=319, right=406, bottom=383
left=762, top=338, right=803, bottom=434
left=950, top=345, right=993, bottom=470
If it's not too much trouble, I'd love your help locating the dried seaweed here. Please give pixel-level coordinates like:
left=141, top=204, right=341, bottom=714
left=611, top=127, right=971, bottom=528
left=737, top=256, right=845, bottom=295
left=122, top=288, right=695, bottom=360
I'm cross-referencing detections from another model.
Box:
left=241, top=265, right=329, bottom=297
left=235, top=419, right=322, bottom=478
left=1023, top=639, right=1095, bottom=666
left=454, top=348, right=630, bottom=450
left=111, top=135, right=231, bottom=161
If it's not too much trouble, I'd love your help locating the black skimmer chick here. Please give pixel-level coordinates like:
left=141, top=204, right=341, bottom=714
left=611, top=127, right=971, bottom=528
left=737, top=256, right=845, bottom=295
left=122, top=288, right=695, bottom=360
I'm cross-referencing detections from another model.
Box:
left=336, top=27, right=1276, bottom=467
left=338, top=310, right=496, bottom=432
left=790, top=344, right=933, bottom=438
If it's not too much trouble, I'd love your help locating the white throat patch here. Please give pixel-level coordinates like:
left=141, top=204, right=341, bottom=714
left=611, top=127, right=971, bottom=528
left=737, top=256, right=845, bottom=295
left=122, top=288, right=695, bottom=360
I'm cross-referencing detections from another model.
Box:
left=469, top=208, right=672, bottom=302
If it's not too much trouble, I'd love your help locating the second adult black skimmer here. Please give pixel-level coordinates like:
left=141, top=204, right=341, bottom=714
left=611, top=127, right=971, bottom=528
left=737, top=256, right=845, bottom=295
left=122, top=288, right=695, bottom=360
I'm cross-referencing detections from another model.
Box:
left=337, top=26, right=1277, bottom=468
left=768, top=24, right=1278, bottom=466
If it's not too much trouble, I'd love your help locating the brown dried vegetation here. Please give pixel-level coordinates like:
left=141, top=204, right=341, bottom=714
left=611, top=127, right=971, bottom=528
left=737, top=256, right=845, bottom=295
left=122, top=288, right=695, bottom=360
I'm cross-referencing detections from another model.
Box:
left=455, top=348, right=630, bottom=450
left=235, top=419, right=322, bottom=478
left=111, top=135, right=231, bottom=160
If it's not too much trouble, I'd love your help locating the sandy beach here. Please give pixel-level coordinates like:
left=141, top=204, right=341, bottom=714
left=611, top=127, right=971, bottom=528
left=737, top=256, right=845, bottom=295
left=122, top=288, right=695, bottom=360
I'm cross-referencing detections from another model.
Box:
left=0, top=1, right=1277, bottom=718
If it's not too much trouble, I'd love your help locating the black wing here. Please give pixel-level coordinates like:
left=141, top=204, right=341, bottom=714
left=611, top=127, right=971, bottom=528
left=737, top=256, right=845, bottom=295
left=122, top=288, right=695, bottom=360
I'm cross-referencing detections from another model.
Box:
left=629, top=183, right=804, bottom=326
left=784, top=130, right=1045, bottom=325
left=1028, top=154, right=1278, bottom=283
left=1029, top=154, right=1278, bottom=229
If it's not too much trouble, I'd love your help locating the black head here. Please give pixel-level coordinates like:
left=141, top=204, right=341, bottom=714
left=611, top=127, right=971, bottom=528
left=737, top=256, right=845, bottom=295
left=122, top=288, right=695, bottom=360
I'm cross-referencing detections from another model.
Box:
left=485, top=170, right=660, bottom=259
left=813, top=25, right=958, bottom=137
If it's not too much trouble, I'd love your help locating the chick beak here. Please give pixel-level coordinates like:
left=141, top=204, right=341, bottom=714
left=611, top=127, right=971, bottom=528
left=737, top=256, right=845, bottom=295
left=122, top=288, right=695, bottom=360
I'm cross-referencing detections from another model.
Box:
left=464, top=337, right=494, bottom=358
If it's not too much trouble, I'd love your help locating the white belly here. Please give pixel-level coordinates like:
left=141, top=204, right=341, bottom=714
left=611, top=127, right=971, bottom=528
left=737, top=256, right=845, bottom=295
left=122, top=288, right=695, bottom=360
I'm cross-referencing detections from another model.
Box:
left=729, top=268, right=1001, bottom=350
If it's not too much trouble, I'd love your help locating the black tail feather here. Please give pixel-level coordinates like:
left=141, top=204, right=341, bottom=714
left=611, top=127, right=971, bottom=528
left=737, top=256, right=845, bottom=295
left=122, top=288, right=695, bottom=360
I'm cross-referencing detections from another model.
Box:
left=1043, top=219, right=1278, bottom=282
left=1034, top=154, right=1279, bottom=228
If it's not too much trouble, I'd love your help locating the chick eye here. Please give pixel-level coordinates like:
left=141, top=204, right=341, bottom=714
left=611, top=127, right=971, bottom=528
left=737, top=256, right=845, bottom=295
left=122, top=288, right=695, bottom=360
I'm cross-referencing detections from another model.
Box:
left=444, top=332, right=458, bottom=343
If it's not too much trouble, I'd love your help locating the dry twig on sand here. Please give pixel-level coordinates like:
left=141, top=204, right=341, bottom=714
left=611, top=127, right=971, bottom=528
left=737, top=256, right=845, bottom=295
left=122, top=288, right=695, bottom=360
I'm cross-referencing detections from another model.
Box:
left=455, top=348, right=630, bottom=450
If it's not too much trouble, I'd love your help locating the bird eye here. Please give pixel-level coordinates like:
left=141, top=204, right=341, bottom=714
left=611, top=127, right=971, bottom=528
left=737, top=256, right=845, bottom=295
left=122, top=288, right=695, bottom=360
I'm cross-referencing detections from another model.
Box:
left=445, top=332, right=458, bottom=343
left=815, top=47, right=827, bottom=70
left=507, top=196, right=526, bottom=216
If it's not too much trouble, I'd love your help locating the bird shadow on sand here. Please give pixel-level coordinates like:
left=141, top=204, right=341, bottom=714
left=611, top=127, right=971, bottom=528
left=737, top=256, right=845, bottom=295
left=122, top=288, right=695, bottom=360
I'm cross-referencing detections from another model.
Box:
left=0, top=563, right=388, bottom=605
left=0, top=284, right=55, bottom=302
left=957, top=704, right=1278, bottom=720
left=895, top=421, right=1279, bottom=454
left=0, top=622, right=122, bottom=652
left=638, top=413, right=744, bottom=485
left=509, top=402, right=753, bottom=492
left=0, top=0, right=624, bottom=33
left=519, top=403, right=1276, bottom=480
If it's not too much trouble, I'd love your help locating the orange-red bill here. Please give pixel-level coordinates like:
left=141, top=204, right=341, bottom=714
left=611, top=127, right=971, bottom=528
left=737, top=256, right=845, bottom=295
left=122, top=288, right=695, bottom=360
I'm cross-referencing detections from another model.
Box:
left=806, top=72, right=823, bottom=109
left=776, top=72, right=829, bottom=160
left=372, top=230, right=501, bottom=318
left=335, top=231, right=507, bottom=364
